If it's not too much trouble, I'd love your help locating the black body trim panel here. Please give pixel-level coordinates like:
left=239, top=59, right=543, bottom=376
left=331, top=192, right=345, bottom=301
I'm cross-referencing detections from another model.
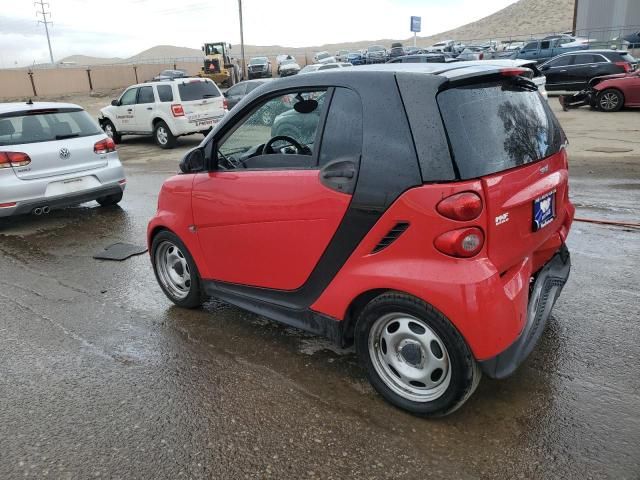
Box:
left=480, top=244, right=571, bottom=379
left=202, top=281, right=345, bottom=345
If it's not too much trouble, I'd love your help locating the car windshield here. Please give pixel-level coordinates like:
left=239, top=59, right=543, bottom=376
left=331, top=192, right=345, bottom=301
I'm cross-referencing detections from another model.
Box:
left=250, top=58, right=267, bottom=65
left=369, top=46, right=384, bottom=52
left=281, top=59, right=297, bottom=65
left=316, top=52, right=330, bottom=60
left=177, top=80, right=220, bottom=101
left=0, top=108, right=102, bottom=146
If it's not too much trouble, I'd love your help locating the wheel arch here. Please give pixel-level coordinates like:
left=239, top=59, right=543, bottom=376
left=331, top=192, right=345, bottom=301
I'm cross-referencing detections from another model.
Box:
left=340, top=288, right=394, bottom=347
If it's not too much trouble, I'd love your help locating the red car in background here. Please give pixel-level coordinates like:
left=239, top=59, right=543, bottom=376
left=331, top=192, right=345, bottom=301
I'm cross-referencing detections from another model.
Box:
left=591, top=70, right=640, bottom=111
left=560, top=70, right=640, bottom=112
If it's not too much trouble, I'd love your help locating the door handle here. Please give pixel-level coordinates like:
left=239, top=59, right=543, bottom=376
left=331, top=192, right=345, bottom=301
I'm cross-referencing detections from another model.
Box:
left=322, top=169, right=354, bottom=179
left=146, top=107, right=153, bottom=110
left=127, top=108, right=133, bottom=112
left=560, top=69, right=567, bottom=72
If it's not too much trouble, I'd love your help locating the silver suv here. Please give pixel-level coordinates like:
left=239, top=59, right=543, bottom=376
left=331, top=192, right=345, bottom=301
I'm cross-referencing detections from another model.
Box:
left=0, top=101, right=125, bottom=218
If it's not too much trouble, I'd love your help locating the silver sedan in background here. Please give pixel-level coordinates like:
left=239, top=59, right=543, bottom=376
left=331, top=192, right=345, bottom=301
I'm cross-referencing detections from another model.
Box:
left=0, top=101, right=126, bottom=218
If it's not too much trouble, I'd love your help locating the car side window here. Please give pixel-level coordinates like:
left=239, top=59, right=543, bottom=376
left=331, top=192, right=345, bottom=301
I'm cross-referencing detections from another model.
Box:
left=137, top=86, right=155, bottom=104
left=157, top=85, right=174, bottom=102
left=547, top=55, right=572, bottom=67
left=120, top=88, right=137, bottom=105
left=318, top=88, right=362, bottom=167
left=227, top=83, right=246, bottom=97
left=592, top=55, right=607, bottom=63
left=523, top=42, right=538, bottom=50
left=573, top=54, right=595, bottom=65
left=216, top=89, right=328, bottom=170
left=540, top=41, right=551, bottom=49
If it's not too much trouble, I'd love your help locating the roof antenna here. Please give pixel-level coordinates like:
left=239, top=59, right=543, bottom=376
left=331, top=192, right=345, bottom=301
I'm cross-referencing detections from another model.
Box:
left=26, top=98, right=34, bottom=105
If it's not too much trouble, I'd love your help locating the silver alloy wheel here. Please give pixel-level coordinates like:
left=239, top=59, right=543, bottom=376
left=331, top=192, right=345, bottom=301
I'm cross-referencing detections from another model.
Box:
left=369, top=312, right=451, bottom=402
left=156, top=126, right=168, bottom=145
left=104, top=123, right=114, bottom=138
left=600, top=92, right=620, bottom=111
left=154, top=241, right=191, bottom=300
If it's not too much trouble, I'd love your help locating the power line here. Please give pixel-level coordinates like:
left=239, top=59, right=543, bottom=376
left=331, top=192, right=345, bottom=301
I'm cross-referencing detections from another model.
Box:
left=35, top=0, right=54, bottom=64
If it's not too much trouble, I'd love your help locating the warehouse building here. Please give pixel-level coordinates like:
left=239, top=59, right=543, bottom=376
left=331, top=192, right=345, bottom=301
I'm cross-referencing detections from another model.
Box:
left=573, top=0, right=640, bottom=41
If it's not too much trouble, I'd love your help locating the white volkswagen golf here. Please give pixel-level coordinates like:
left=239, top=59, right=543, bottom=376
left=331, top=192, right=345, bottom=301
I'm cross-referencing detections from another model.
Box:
left=0, top=101, right=126, bottom=218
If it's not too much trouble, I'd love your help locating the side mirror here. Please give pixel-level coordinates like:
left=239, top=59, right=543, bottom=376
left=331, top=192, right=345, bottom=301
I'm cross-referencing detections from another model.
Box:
left=179, top=148, right=205, bottom=174
left=223, top=91, right=228, bottom=97
left=111, top=99, right=119, bottom=106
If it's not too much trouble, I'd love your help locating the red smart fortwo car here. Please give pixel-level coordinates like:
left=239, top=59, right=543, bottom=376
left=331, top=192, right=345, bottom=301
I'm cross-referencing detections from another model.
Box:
left=148, top=64, right=574, bottom=416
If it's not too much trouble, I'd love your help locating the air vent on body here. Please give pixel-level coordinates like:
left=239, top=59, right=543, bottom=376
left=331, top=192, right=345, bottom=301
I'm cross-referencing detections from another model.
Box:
left=371, top=222, right=410, bottom=254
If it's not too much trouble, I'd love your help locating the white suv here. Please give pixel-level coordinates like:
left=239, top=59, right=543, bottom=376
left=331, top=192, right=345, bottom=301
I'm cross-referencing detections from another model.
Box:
left=99, top=78, right=227, bottom=149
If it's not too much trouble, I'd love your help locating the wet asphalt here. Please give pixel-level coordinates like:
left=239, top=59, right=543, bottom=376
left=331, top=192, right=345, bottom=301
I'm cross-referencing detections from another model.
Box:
left=0, top=133, right=639, bottom=480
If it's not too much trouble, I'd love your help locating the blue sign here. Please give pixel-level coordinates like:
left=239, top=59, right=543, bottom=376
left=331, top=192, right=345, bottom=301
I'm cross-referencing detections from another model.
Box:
left=410, top=16, right=421, bottom=33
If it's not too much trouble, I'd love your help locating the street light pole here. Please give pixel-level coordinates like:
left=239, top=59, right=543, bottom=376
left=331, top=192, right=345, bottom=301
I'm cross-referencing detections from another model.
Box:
left=238, top=0, right=246, bottom=80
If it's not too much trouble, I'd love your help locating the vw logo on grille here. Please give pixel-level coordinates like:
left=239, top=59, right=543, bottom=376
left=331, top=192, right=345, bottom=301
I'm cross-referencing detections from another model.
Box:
left=59, top=148, right=71, bottom=160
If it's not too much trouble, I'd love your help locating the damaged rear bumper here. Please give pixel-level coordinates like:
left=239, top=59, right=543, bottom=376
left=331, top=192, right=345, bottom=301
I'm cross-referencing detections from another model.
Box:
left=479, top=244, right=571, bottom=379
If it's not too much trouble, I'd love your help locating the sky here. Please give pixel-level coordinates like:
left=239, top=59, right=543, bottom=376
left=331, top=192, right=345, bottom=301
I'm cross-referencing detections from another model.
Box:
left=0, top=0, right=518, bottom=67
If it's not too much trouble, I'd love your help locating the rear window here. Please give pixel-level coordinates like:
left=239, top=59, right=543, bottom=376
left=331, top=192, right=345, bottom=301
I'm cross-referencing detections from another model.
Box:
left=0, top=109, right=102, bottom=146
left=438, top=82, right=565, bottom=179
left=157, top=84, right=174, bottom=102
left=620, top=53, right=637, bottom=63
left=177, top=80, right=220, bottom=101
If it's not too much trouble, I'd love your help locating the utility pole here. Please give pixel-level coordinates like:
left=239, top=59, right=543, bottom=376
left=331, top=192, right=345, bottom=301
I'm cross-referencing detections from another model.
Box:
left=238, top=0, right=246, bottom=80
left=35, top=0, right=54, bottom=64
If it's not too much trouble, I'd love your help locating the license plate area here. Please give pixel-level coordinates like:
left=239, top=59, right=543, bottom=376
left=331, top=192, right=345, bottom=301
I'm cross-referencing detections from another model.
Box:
left=532, top=190, right=556, bottom=231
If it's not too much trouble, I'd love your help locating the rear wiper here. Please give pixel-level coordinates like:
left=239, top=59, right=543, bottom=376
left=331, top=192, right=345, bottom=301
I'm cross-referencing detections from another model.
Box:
left=55, top=133, right=80, bottom=140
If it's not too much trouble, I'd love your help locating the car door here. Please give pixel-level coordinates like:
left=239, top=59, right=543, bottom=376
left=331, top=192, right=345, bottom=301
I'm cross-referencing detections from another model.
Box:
left=192, top=87, right=362, bottom=290
left=224, top=82, right=247, bottom=109
left=134, top=85, right=156, bottom=133
left=564, top=53, right=602, bottom=89
left=518, top=41, right=539, bottom=60
left=112, top=87, right=137, bottom=131
left=540, top=54, right=573, bottom=90
left=538, top=40, right=552, bottom=60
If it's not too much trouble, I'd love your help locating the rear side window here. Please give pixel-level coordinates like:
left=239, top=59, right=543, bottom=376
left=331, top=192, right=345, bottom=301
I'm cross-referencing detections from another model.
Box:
left=177, top=80, right=220, bottom=101
left=438, top=83, right=565, bottom=179
left=319, top=88, right=362, bottom=167
left=0, top=109, right=102, bottom=146
left=157, top=85, right=174, bottom=102
left=573, top=54, right=596, bottom=64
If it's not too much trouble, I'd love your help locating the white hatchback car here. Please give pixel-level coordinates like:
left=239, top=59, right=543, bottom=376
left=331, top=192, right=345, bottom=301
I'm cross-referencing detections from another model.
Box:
left=99, top=78, right=227, bottom=149
left=0, top=101, right=125, bottom=218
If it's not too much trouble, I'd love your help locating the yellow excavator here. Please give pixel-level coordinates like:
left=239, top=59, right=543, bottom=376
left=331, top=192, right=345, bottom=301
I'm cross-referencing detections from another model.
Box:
left=199, top=42, right=242, bottom=87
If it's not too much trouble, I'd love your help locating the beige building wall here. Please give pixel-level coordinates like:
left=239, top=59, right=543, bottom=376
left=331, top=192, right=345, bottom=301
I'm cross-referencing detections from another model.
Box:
left=0, top=62, right=206, bottom=100
left=0, top=70, right=36, bottom=98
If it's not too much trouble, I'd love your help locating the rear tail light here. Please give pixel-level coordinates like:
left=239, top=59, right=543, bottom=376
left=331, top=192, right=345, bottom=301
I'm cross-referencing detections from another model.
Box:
left=171, top=104, right=185, bottom=117
left=0, top=151, right=31, bottom=168
left=500, top=67, right=527, bottom=77
left=223, top=97, right=229, bottom=111
left=434, top=227, right=485, bottom=258
left=0, top=202, right=17, bottom=208
left=94, top=137, right=116, bottom=154
left=615, top=61, right=632, bottom=72
left=436, top=191, right=483, bottom=221
left=479, top=52, right=484, bottom=60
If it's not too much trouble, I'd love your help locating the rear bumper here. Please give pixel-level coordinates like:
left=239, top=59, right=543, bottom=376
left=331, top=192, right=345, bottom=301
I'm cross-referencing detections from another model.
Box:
left=0, top=183, right=124, bottom=217
left=479, top=244, right=571, bottom=379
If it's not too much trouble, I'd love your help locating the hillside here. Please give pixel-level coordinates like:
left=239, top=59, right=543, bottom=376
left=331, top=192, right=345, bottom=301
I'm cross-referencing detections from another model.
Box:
left=59, top=0, right=574, bottom=65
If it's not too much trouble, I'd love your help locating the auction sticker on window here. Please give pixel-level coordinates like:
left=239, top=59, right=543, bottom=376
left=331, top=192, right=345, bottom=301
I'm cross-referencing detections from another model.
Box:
left=532, top=190, right=556, bottom=231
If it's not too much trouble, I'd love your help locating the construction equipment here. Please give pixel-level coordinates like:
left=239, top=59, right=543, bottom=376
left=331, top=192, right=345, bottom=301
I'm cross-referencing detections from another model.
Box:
left=199, top=42, right=242, bottom=87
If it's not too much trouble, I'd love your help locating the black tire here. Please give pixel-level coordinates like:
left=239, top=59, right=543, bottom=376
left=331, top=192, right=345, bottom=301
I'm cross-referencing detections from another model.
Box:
left=596, top=88, right=624, bottom=112
left=97, top=191, right=123, bottom=207
left=151, top=230, right=205, bottom=309
left=355, top=292, right=481, bottom=417
left=154, top=121, right=176, bottom=149
left=102, top=119, right=121, bottom=144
